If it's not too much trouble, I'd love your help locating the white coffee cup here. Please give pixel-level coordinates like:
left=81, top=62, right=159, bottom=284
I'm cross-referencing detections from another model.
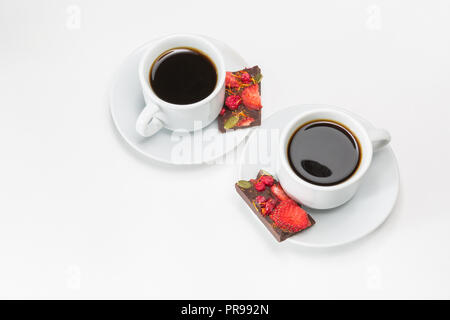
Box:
left=136, top=34, right=226, bottom=137
left=277, top=107, right=390, bottom=209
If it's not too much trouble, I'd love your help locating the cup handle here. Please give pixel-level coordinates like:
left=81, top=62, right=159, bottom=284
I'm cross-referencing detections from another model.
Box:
left=367, top=127, right=391, bottom=152
left=136, top=102, right=164, bottom=137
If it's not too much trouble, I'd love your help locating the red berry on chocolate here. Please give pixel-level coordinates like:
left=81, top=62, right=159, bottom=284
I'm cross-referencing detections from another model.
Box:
left=225, top=72, right=240, bottom=88
left=254, top=181, right=266, bottom=191
left=264, top=198, right=277, bottom=215
left=240, top=72, right=251, bottom=84
left=270, top=183, right=290, bottom=201
left=236, top=116, right=254, bottom=127
left=270, top=199, right=310, bottom=232
left=219, top=107, right=226, bottom=116
left=260, top=175, right=274, bottom=186
left=225, top=95, right=241, bottom=110
left=255, top=195, right=266, bottom=204
left=241, top=84, right=262, bottom=110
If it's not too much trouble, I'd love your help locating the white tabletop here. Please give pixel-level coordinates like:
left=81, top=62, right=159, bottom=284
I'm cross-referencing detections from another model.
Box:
left=1, top=0, right=449, bottom=299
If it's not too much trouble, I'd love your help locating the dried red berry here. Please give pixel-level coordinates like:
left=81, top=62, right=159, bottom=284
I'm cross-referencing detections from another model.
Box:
left=236, top=116, right=254, bottom=127
left=240, top=72, right=251, bottom=84
left=225, top=95, right=241, bottom=110
left=241, top=84, right=262, bottom=110
left=254, top=181, right=266, bottom=191
left=219, top=107, right=226, bottom=116
left=260, top=175, right=274, bottom=186
left=270, top=184, right=290, bottom=201
left=225, top=72, right=240, bottom=88
left=255, top=196, right=266, bottom=204
left=270, top=199, right=310, bottom=232
left=264, top=198, right=277, bottom=215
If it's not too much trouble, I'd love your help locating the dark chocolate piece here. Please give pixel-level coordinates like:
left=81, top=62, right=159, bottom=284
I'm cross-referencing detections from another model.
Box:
left=218, top=66, right=262, bottom=133
left=235, top=170, right=315, bottom=242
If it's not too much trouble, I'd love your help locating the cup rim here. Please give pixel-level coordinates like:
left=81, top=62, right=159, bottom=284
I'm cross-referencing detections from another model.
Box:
left=138, top=33, right=225, bottom=110
left=279, top=107, right=373, bottom=191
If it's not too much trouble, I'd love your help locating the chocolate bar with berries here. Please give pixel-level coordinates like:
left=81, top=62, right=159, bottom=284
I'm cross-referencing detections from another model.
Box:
left=218, top=66, right=262, bottom=132
left=235, top=170, right=315, bottom=242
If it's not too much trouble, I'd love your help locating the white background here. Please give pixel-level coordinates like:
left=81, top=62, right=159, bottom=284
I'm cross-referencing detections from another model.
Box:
left=0, top=0, right=449, bottom=299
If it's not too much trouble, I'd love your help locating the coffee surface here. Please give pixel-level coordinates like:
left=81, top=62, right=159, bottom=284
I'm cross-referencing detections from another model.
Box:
left=288, top=120, right=360, bottom=186
left=150, top=47, right=217, bottom=105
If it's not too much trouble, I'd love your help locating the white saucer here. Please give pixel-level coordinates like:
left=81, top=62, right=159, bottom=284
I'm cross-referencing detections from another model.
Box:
left=238, top=104, right=400, bottom=247
left=110, top=37, right=251, bottom=165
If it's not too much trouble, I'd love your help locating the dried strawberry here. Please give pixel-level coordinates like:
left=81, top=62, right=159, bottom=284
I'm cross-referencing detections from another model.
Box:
left=241, top=84, right=262, bottom=110
left=236, top=117, right=254, bottom=127
left=225, top=95, right=241, bottom=110
left=240, top=72, right=251, bottom=84
left=254, top=181, right=266, bottom=192
left=219, top=107, right=226, bottom=116
left=270, top=184, right=289, bottom=201
left=270, top=199, right=310, bottom=232
left=255, top=195, right=266, bottom=204
left=225, top=72, right=240, bottom=88
left=260, top=175, right=274, bottom=187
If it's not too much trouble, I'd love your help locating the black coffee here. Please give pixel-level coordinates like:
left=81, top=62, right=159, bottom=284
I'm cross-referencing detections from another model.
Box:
left=287, top=120, right=360, bottom=186
left=150, top=47, right=217, bottom=105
